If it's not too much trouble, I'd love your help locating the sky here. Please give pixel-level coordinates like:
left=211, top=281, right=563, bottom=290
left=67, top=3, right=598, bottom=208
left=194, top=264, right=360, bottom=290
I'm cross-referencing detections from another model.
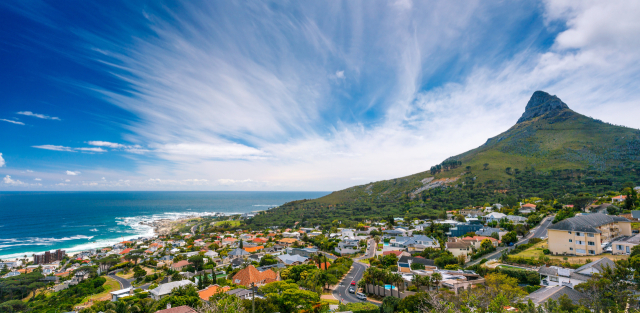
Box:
left=1, top=0, right=640, bottom=191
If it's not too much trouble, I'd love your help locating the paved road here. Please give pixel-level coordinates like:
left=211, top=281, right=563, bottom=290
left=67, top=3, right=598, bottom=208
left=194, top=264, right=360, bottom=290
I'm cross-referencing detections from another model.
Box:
left=108, top=272, right=132, bottom=289
left=332, top=239, right=378, bottom=304
left=466, top=215, right=554, bottom=267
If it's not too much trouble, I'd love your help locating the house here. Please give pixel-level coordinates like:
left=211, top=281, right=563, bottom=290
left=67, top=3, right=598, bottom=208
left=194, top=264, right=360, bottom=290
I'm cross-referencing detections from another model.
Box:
left=278, top=254, right=308, bottom=265
left=110, top=287, right=133, bottom=301
left=538, top=257, right=615, bottom=288
left=228, top=248, right=250, bottom=257
left=198, top=284, right=231, bottom=301
left=155, top=305, right=197, bottom=313
left=483, top=212, right=507, bottom=223
left=231, top=265, right=278, bottom=287
left=389, top=235, right=439, bottom=252
left=524, top=286, right=585, bottom=306
left=612, top=233, right=640, bottom=255
left=282, top=232, right=301, bottom=238
left=520, top=203, right=537, bottom=214
left=460, top=236, right=499, bottom=249
left=334, top=246, right=360, bottom=255
left=445, top=240, right=473, bottom=261
left=475, top=227, right=502, bottom=238
left=171, top=260, right=191, bottom=271
left=277, top=238, right=299, bottom=246
left=506, top=215, right=527, bottom=224
left=204, top=251, right=218, bottom=258
left=3, top=271, right=20, bottom=278
left=547, top=213, right=631, bottom=255
left=447, top=223, right=483, bottom=237
left=149, top=280, right=195, bottom=300
left=226, top=288, right=254, bottom=300
left=397, top=256, right=436, bottom=273
left=289, top=247, right=318, bottom=258
left=252, top=237, right=268, bottom=244
left=244, top=246, right=264, bottom=253
left=612, top=195, right=627, bottom=203
left=0, top=260, right=22, bottom=269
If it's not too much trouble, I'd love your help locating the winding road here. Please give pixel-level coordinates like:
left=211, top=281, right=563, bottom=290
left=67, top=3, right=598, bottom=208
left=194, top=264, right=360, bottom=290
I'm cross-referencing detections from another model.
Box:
left=108, top=271, right=132, bottom=289
left=332, top=239, right=378, bottom=304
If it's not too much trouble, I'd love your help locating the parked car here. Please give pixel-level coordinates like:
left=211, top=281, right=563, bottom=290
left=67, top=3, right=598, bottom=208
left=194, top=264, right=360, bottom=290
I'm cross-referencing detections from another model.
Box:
left=348, top=286, right=355, bottom=293
left=356, top=292, right=367, bottom=300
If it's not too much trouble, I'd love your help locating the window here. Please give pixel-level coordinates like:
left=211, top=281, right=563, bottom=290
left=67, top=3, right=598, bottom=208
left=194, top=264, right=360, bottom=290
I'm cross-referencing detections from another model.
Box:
left=588, top=250, right=595, bottom=255
left=550, top=276, right=559, bottom=282
left=569, top=247, right=573, bottom=251
left=568, top=231, right=572, bottom=234
left=577, top=249, right=586, bottom=254
left=627, top=246, right=631, bottom=254
left=588, top=241, right=595, bottom=246
left=576, top=240, right=585, bottom=245
left=587, top=233, right=594, bottom=237
left=569, top=239, right=572, bottom=243
left=576, top=232, right=581, bottom=236
left=617, top=245, right=623, bottom=250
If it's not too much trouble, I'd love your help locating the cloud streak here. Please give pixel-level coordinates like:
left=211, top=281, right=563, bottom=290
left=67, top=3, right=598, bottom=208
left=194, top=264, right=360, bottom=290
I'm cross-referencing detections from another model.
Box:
left=0, top=119, right=24, bottom=125
left=17, top=111, right=60, bottom=120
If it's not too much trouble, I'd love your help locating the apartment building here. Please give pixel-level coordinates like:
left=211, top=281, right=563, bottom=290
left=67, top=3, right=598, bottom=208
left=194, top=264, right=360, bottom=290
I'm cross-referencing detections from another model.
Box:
left=547, top=213, right=631, bottom=256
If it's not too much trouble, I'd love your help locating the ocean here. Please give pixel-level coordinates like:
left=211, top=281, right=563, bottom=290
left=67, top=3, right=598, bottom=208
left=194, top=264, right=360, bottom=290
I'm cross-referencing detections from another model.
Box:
left=0, top=191, right=328, bottom=259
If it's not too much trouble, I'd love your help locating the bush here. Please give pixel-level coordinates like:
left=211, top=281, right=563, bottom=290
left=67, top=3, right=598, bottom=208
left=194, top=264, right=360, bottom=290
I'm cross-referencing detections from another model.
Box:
left=543, top=249, right=550, bottom=255
left=407, top=285, right=418, bottom=291
left=479, top=258, right=488, bottom=264
left=338, top=302, right=379, bottom=313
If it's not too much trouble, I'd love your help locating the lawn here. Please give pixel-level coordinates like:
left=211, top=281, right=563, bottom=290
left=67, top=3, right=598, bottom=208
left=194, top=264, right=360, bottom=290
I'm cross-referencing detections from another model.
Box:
left=116, top=266, right=155, bottom=279
left=80, top=276, right=120, bottom=304
left=214, top=220, right=242, bottom=227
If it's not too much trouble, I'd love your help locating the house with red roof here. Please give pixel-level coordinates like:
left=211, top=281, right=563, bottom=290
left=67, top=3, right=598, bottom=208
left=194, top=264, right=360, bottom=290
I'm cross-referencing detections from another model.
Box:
left=120, top=248, right=133, bottom=255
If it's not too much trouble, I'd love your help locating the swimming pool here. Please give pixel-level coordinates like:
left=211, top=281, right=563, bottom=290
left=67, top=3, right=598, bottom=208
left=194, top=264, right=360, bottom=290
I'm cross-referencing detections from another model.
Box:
left=384, top=285, right=397, bottom=290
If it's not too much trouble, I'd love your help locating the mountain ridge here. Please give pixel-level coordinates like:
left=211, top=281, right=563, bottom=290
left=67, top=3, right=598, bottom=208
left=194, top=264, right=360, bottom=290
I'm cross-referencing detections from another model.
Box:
left=247, top=91, right=640, bottom=228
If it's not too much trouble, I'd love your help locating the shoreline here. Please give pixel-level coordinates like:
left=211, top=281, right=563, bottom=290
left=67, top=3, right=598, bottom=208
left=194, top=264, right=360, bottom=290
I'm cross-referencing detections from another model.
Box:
left=0, top=212, right=225, bottom=262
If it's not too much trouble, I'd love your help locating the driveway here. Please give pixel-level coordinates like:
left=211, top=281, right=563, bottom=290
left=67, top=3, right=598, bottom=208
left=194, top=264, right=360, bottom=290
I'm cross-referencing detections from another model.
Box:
left=465, top=215, right=555, bottom=267
left=108, top=272, right=132, bottom=290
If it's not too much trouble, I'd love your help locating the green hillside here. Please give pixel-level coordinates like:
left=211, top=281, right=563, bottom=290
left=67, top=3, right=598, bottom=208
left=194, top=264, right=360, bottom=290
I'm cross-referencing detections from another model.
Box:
left=247, top=91, right=640, bottom=228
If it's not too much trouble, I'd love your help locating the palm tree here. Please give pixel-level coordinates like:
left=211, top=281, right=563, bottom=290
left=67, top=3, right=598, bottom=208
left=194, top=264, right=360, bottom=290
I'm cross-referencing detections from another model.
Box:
left=422, top=274, right=432, bottom=291
left=411, top=275, right=422, bottom=291
left=373, top=235, right=381, bottom=248
left=431, top=272, right=442, bottom=291
left=389, top=273, right=403, bottom=297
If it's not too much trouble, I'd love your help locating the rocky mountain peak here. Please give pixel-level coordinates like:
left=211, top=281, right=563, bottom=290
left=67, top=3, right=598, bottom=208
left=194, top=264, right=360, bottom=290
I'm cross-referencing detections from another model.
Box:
left=517, top=91, right=570, bottom=124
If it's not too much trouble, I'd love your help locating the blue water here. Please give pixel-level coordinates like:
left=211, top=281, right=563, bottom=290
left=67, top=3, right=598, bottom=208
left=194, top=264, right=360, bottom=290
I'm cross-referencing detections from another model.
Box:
left=0, top=191, right=328, bottom=259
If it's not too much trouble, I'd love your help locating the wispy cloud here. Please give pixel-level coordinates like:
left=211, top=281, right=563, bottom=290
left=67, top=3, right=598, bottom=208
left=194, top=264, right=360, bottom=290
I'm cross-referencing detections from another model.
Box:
left=16, top=111, right=60, bottom=120
left=76, top=147, right=106, bottom=153
left=66, top=171, right=81, bottom=176
left=0, top=119, right=24, bottom=125
left=33, top=145, right=76, bottom=152
left=0, top=153, right=4, bottom=167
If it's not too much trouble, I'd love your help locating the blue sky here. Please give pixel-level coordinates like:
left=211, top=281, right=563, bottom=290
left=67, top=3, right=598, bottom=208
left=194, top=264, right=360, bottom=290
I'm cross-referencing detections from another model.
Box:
left=1, top=1, right=640, bottom=191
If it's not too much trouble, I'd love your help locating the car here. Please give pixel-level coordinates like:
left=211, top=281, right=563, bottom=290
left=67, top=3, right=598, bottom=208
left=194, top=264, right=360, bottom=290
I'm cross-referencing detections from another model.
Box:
left=356, top=292, right=367, bottom=300
left=348, top=287, right=355, bottom=293
left=350, top=281, right=356, bottom=286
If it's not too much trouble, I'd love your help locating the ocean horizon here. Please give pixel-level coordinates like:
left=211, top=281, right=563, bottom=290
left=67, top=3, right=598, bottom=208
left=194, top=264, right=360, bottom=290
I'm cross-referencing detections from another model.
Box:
left=0, top=191, right=329, bottom=260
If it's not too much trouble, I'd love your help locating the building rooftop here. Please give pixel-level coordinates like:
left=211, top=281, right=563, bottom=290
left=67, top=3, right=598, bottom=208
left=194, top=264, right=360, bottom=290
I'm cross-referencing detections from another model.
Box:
left=547, top=213, right=629, bottom=233
left=524, top=286, right=585, bottom=305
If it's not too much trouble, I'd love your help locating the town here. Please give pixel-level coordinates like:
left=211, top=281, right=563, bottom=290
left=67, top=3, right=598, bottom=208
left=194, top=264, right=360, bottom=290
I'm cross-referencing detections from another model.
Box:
left=1, top=186, right=639, bottom=313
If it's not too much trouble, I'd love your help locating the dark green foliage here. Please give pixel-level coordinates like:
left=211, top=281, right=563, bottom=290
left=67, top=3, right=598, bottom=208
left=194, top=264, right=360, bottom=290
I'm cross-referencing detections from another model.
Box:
left=0, top=270, right=45, bottom=302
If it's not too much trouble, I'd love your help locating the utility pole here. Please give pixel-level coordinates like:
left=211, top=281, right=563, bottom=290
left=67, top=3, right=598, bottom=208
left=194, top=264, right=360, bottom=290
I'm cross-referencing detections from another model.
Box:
left=251, top=282, right=255, bottom=313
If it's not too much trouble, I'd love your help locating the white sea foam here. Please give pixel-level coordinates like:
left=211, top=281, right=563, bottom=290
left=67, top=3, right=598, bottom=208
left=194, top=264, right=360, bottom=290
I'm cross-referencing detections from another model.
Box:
left=0, top=210, right=256, bottom=259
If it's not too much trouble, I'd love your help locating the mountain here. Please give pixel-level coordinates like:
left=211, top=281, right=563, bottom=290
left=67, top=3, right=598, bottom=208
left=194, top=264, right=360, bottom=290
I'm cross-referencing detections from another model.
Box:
left=248, top=91, right=640, bottom=228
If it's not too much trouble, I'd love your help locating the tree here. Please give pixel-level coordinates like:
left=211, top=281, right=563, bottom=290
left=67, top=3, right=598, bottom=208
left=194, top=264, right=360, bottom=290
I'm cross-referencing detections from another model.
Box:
left=502, top=231, right=517, bottom=245
left=189, top=255, right=205, bottom=271
left=483, top=163, right=489, bottom=170
left=199, top=293, right=246, bottom=313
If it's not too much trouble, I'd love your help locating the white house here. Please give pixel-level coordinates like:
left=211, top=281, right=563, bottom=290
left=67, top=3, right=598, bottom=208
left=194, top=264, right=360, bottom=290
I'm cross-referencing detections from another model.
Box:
left=538, top=258, right=615, bottom=289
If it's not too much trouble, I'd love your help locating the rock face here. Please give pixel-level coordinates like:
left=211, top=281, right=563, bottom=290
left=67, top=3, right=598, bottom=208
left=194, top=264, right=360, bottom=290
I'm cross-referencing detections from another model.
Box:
left=517, top=90, right=570, bottom=123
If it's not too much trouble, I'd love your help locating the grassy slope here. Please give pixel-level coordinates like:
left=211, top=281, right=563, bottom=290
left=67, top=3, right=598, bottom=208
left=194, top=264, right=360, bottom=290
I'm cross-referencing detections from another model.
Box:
left=248, top=94, right=640, bottom=227
left=311, top=107, right=640, bottom=206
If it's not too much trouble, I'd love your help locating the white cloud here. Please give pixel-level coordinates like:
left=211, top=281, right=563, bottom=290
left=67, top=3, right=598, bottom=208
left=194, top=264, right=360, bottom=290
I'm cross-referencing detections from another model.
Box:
left=17, top=111, right=60, bottom=120
left=26, top=170, right=33, bottom=172
left=76, top=147, right=107, bottom=153
left=34, top=178, right=42, bottom=181
left=0, top=153, right=4, bottom=167
left=0, top=119, right=24, bottom=125
left=154, top=143, right=268, bottom=160
left=3, top=175, right=24, bottom=185
left=335, top=71, right=345, bottom=79
left=87, top=141, right=127, bottom=148
left=66, top=171, right=81, bottom=176
left=33, top=145, right=76, bottom=152
left=65, top=179, right=71, bottom=182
